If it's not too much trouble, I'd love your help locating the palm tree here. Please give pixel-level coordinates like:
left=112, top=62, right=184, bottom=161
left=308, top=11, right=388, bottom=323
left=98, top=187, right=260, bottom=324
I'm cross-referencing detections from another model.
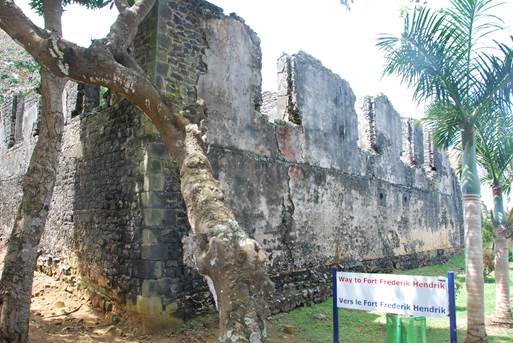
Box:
left=377, top=0, right=513, bottom=341
left=475, top=115, right=513, bottom=322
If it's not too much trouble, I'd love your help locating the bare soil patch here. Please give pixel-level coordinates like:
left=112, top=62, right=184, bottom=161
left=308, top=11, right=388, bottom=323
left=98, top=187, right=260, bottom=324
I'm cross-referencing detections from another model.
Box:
left=0, top=242, right=304, bottom=342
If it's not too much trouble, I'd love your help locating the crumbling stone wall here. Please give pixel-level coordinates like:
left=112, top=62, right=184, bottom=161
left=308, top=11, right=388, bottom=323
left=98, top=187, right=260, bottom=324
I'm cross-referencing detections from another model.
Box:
left=197, top=39, right=463, bottom=311
left=0, top=91, right=39, bottom=239
left=0, top=30, right=39, bottom=101
left=0, top=0, right=463, bottom=324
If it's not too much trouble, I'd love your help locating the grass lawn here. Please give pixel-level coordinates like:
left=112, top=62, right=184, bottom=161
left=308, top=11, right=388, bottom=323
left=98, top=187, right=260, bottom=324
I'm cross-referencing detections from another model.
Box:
left=269, top=253, right=513, bottom=342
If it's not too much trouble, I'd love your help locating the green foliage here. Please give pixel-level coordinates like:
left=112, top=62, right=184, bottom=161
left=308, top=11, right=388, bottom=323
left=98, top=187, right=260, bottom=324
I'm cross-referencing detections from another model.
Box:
left=5, top=59, right=39, bottom=73
left=169, top=88, right=184, bottom=102
left=400, top=0, right=429, bottom=17
left=0, top=57, right=39, bottom=101
left=29, top=0, right=112, bottom=15
left=0, top=71, right=19, bottom=86
left=99, top=86, right=109, bottom=108
left=1, top=58, right=39, bottom=86
left=474, top=112, right=513, bottom=195
left=378, top=0, right=513, bottom=155
left=0, top=14, right=39, bottom=102
left=481, top=202, right=495, bottom=247
left=480, top=200, right=495, bottom=278
left=483, top=248, right=495, bottom=277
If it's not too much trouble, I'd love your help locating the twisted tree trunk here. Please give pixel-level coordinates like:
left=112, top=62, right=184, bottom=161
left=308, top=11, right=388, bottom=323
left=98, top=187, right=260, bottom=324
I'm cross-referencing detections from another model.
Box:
left=0, top=0, right=273, bottom=341
left=180, top=125, right=272, bottom=341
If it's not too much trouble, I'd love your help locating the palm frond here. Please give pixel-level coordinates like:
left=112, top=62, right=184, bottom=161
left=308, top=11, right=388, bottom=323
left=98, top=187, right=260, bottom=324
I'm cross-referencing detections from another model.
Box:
left=448, top=142, right=464, bottom=177
left=379, top=0, right=513, bottom=194
left=377, top=7, right=466, bottom=106
left=445, top=0, right=507, bottom=104
left=481, top=201, right=495, bottom=245
left=446, top=0, right=505, bottom=53
left=422, top=101, right=463, bottom=149
left=472, top=39, right=513, bottom=116
left=506, top=205, right=513, bottom=227
left=475, top=109, right=513, bottom=186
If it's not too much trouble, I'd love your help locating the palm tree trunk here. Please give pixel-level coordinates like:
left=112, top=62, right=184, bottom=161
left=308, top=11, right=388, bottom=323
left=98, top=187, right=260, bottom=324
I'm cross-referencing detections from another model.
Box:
left=462, top=126, right=487, bottom=343
left=492, top=185, right=512, bottom=322
left=494, top=230, right=511, bottom=321
left=0, top=1, right=65, bottom=341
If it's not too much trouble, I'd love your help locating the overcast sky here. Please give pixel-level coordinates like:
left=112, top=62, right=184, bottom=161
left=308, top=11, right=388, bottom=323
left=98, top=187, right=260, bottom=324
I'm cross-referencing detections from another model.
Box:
left=14, top=0, right=513, bottom=206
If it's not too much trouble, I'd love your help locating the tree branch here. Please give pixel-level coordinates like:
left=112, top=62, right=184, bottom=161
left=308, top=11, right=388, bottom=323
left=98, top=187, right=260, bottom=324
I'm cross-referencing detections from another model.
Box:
left=114, top=0, right=130, bottom=12
left=0, top=2, right=275, bottom=340
left=107, top=0, right=156, bottom=53
left=0, top=0, right=187, bottom=161
left=0, top=0, right=50, bottom=65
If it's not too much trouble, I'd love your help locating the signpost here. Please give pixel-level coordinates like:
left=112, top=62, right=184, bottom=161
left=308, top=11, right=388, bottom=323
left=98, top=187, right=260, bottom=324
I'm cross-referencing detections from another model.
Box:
left=331, top=268, right=339, bottom=343
left=331, top=267, right=457, bottom=342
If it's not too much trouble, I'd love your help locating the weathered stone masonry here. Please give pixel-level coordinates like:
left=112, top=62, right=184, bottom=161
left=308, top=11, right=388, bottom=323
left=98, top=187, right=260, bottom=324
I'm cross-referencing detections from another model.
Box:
left=0, top=0, right=463, bottom=326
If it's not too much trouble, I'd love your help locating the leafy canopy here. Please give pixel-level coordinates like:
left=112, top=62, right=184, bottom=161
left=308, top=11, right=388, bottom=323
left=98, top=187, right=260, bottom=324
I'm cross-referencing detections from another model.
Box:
left=475, top=107, right=513, bottom=191
left=377, top=0, right=513, bottom=151
left=29, top=0, right=111, bottom=14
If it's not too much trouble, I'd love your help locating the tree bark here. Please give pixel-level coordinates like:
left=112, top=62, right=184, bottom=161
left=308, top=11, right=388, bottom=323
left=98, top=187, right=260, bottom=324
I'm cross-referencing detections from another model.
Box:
left=0, top=0, right=66, bottom=341
left=464, top=194, right=487, bottom=343
left=0, top=70, right=65, bottom=343
left=462, top=125, right=487, bottom=343
left=0, top=0, right=274, bottom=341
left=493, top=229, right=511, bottom=321
left=491, top=186, right=512, bottom=322
left=180, top=125, right=272, bottom=342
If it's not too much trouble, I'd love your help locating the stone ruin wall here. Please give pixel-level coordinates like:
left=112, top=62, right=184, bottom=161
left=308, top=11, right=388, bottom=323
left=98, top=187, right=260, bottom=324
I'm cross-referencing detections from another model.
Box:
left=0, top=0, right=463, bottom=326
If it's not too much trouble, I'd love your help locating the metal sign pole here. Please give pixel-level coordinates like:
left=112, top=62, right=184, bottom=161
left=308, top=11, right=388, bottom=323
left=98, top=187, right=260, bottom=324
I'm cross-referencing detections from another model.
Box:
left=448, top=271, right=457, bottom=343
left=332, top=267, right=339, bottom=343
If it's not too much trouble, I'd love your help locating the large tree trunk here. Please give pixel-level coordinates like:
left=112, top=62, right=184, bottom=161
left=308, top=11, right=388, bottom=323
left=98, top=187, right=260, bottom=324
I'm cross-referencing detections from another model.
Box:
left=179, top=125, right=273, bottom=342
left=0, top=1, right=65, bottom=341
left=0, top=1, right=274, bottom=341
left=491, top=186, right=512, bottom=322
left=461, top=126, right=487, bottom=343
left=464, top=194, right=487, bottom=342
left=0, top=71, right=65, bottom=342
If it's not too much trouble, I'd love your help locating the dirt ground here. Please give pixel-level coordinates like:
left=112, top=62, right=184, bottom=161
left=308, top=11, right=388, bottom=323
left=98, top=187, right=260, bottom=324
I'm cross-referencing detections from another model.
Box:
left=27, top=271, right=221, bottom=343
left=26, top=272, right=303, bottom=342
left=0, top=244, right=303, bottom=343
left=0, top=242, right=214, bottom=343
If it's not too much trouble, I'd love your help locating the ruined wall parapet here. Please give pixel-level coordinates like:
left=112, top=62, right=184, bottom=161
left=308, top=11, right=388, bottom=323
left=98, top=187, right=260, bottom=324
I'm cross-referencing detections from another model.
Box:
left=188, top=8, right=464, bottom=315
left=200, top=47, right=459, bottom=198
